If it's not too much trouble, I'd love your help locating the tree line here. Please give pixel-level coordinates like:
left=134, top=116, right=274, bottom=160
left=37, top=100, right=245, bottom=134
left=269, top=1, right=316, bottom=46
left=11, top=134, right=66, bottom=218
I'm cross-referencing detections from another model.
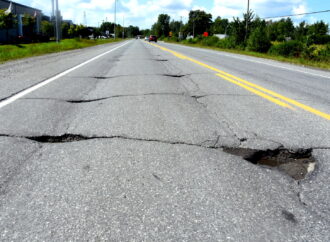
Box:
left=142, top=10, right=329, bottom=62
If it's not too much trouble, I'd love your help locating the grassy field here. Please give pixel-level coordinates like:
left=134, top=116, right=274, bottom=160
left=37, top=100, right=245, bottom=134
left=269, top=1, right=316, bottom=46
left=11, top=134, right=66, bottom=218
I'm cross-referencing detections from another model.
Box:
left=0, top=38, right=123, bottom=63
left=162, top=40, right=330, bottom=70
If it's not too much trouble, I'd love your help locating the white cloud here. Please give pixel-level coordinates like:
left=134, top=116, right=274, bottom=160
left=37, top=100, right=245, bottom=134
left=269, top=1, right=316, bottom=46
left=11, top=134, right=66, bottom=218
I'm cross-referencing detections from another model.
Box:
left=292, top=4, right=307, bottom=19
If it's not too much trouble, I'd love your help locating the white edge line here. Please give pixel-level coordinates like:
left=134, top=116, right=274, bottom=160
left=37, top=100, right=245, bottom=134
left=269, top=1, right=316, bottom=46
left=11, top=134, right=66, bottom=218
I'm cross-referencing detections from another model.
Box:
left=0, top=41, right=130, bottom=109
left=162, top=42, right=330, bottom=80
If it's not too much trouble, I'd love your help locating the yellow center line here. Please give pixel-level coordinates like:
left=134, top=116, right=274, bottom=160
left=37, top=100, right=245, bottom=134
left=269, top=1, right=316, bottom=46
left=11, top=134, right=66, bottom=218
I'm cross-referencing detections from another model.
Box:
left=148, top=42, right=330, bottom=120
left=216, top=73, right=294, bottom=110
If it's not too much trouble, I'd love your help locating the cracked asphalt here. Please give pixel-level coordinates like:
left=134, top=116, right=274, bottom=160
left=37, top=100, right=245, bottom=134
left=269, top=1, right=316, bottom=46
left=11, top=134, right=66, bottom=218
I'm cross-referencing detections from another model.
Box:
left=0, top=40, right=329, bottom=241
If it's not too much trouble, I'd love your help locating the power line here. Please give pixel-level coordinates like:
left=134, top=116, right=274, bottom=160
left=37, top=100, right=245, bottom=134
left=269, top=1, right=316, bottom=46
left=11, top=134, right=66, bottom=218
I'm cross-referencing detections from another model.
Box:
left=263, top=9, right=330, bottom=19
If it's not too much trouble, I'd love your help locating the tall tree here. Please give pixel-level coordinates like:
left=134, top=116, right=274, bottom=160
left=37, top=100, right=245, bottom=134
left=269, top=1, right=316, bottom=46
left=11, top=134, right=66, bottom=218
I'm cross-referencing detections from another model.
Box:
left=154, top=14, right=170, bottom=37
left=212, top=17, right=229, bottom=34
left=187, top=10, right=212, bottom=36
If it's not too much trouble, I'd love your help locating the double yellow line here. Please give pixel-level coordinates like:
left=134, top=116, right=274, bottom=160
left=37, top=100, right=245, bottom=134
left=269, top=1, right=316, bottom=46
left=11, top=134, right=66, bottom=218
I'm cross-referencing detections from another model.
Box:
left=149, top=42, right=330, bottom=120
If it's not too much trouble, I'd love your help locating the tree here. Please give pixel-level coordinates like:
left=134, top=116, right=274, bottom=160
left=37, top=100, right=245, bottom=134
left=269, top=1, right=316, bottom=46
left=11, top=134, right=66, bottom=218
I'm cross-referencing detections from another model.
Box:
left=307, top=21, right=329, bottom=44
left=0, top=9, right=17, bottom=42
left=41, top=20, right=53, bottom=37
left=154, top=14, right=170, bottom=37
left=100, top=21, right=114, bottom=35
left=22, top=14, right=36, bottom=38
left=186, top=10, right=212, bottom=36
left=169, top=20, right=181, bottom=37
left=126, top=25, right=140, bottom=37
left=247, top=22, right=271, bottom=52
left=61, top=22, right=70, bottom=39
left=294, top=21, right=308, bottom=41
left=212, top=17, right=229, bottom=34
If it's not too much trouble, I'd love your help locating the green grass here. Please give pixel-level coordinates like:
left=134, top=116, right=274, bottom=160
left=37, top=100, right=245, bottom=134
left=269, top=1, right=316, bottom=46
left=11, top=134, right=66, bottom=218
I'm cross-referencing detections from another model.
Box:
left=162, top=39, right=330, bottom=70
left=0, top=38, right=123, bottom=63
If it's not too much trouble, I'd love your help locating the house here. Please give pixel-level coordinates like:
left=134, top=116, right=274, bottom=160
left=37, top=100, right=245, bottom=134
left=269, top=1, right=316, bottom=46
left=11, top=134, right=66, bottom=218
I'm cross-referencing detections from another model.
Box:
left=0, top=0, right=42, bottom=43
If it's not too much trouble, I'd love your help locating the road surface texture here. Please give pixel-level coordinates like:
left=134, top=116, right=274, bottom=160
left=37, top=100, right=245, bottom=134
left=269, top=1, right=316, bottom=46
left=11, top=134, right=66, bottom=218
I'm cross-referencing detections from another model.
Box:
left=0, top=40, right=329, bottom=241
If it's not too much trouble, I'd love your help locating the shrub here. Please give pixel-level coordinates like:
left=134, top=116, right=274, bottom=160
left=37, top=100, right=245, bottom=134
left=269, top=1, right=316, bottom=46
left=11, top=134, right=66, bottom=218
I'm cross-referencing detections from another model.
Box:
left=216, top=37, right=237, bottom=49
left=247, top=27, right=271, bottom=53
left=269, top=40, right=304, bottom=57
left=317, top=43, right=330, bottom=61
left=200, top=36, right=219, bottom=46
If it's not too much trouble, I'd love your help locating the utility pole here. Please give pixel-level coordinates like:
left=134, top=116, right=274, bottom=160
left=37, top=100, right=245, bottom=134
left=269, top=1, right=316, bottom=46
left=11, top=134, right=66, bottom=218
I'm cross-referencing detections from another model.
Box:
left=55, top=0, right=60, bottom=43
left=179, top=16, right=183, bottom=40
left=51, top=0, right=55, bottom=39
left=84, top=11, right=87, bottom=26
left=114, top=0, right=117, bottom=38
left=245, top=0, right=250, bottom=41
left=193, top=15, right=195, bottom=38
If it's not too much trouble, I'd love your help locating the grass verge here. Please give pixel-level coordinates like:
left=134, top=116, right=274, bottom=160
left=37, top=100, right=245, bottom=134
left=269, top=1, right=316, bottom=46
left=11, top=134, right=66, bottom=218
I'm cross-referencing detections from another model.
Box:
left=162, top=40, right=330, bottom=70
left=0, top=38, right=123, bottom=63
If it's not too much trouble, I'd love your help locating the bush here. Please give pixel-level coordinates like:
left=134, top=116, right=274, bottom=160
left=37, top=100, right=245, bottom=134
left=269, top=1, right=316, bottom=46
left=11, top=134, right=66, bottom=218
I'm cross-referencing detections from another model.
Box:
left=269, top=40, right=304, bottom=57
left=200, top=36, right=219, bottom=46
left=216, top=37, right=237, bottom=49
left=317, top=43, right=330, bottom=61
left=247, top=27, right=271, bottom=53
left=184, top=38, right=199, bottom=44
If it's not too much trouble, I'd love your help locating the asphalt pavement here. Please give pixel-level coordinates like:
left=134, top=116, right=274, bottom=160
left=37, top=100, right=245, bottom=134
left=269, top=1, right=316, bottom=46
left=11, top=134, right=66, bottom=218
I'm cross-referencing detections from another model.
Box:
left=0, top=39, right=329, bottom=241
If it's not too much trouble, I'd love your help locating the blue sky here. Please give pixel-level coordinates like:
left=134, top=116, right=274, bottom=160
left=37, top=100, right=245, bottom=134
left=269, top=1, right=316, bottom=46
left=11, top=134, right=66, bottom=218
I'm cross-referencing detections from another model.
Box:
left=10, top=0, right=330, bottom=28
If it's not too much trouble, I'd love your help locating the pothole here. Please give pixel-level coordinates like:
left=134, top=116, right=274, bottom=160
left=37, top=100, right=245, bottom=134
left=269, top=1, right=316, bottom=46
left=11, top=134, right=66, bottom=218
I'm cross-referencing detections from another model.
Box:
left=93, top=76, right=109, bottom=79
left=223, top=147, right=316, bottom=180
left=163, top=74, right=186, bottom=78
left=27, top=134, right=91, bottom=143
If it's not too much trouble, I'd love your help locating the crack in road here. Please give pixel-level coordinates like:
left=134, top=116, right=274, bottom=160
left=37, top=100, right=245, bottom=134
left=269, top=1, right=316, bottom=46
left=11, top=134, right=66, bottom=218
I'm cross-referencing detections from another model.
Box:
left=24, top=92, right=187, bottom=103
left=0, top=133, right=321, bottom=181
left=0, top=133, right=223, bottom=149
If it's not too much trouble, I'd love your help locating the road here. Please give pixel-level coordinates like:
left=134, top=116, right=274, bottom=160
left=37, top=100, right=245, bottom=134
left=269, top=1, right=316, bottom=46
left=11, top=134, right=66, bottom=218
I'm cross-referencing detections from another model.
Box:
left=0, top=39, right=329, bottom=241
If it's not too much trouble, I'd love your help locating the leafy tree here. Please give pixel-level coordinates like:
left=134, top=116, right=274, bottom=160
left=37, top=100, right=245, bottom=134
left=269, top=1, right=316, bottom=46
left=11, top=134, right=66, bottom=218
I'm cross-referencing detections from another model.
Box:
left=154, top=14, right=170, bottom=37
left=126, top=25, right=140, bottom=37
left=212, top=17, right=229, bottom=34
left=294, top=21, right=308, bottom=41
left=0, top=9, right=17, bottom=42
left=247, top=23, right=271, bottom=52
left=169, top=20, right=182, bottom=37
left=61, top=22, right=70, bottom=38
left=186, top=10, right=212, bottom=36
left=227, top=10, right=254, bottom=46
left=41, top=20, right=53, bottom=37
left=100, top=21, right=114, bottom=35
left=307, top=21, right=329, bottom=44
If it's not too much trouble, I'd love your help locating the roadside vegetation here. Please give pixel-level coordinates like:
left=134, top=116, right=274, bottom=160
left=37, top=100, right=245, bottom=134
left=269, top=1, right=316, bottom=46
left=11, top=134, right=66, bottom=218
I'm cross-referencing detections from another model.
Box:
left=0, top=9, right=140, bottom=63
left=143, top=11, right=330, bottom=70
left=0, top=38, right=122, bottom=63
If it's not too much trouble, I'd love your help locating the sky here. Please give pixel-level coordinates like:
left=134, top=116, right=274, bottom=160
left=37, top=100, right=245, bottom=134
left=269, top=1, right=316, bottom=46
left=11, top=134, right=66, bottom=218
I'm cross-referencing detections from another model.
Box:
left=11, top=0, right=330, bottom=28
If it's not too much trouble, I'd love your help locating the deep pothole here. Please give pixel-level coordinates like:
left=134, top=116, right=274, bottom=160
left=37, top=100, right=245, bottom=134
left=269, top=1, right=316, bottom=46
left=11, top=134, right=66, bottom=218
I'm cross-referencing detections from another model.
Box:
left=223, top=147, right=316, bottom=180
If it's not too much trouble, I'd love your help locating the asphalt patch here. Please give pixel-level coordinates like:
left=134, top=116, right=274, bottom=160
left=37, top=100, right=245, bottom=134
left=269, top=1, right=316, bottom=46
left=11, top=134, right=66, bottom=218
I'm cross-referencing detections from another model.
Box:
left=222, top=147, right=316, bottom=180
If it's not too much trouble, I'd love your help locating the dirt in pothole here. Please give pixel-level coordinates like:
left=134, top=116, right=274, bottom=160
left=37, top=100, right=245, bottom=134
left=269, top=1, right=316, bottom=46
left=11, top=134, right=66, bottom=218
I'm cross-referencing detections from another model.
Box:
left=222, top=147, right=316, bottom=180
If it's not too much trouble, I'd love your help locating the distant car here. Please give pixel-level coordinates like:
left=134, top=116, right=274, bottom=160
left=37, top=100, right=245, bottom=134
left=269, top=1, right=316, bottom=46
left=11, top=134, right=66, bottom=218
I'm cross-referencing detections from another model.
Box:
left=149, top=35, right=157, bottom=42
left=144, top=36, right=148, bottom=41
